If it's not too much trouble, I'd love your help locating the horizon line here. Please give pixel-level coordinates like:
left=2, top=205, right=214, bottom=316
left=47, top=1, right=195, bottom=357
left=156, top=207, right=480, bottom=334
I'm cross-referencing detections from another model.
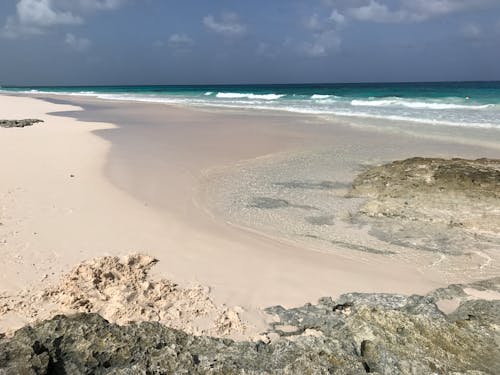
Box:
left=2, top=79, right=500, bottom=88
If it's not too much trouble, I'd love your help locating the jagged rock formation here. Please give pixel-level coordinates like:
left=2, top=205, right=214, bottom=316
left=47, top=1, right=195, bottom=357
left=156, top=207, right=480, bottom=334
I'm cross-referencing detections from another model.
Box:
left=0, top=119, right=43, bottom=128
left=349, top=157, right=500, bottom=254
left=1, top=277, right=499, bottom=374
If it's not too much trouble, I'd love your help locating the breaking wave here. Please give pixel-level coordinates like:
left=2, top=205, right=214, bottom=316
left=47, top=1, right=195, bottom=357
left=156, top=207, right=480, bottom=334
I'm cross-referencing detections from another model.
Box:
left=351, top=98, right=493, bottom=110
left=1, top=84, right=499, bottom=130
left=215, top=92, right=285, bottom=100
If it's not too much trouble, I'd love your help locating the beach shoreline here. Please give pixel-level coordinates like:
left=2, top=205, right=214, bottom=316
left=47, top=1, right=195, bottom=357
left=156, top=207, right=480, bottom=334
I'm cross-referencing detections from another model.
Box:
left=1, top=92, right=499, bottom=337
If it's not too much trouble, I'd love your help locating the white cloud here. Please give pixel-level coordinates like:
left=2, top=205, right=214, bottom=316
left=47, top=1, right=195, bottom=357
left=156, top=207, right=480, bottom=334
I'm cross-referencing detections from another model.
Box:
left=2, top=0, right=83, bottom=37
left=329, top=9, right=346, bottom=26
left=461, top=23, right=482, bottom=39
left=168, top=33, right=194, bottom=48
left=74, top=0, right=127, bottom=10
left=17, top=0, right=82, bottom=27
left=2, top=0, right=129, bottom=38
left=303, top=0, right=497, bottom=55
left=301, top=30, right=341, bottom=57
left=305, top=14, right=322, bottom=30
left=203, top=12, right=246, bottom=36
left=347, top=0, right=497, bottom=23
left=301, top=9, right=345, bottom=57
left=306, top=11, right=345, bottom=31
left=348, top=1, right=406, bottom=23
left=2, top=16, right=39, bottom=38
left=65, top=32, right=91, bottom=52
left=403, top=0, right=495, bottom=21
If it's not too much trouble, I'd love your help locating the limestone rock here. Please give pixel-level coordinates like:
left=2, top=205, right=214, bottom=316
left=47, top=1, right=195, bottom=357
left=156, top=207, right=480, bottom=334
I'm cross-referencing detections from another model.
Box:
left=1, top=278, right=499, bottom=374
left=0, top=119, right=43, bottom=128
left=349, top=157, right=500, bottom=255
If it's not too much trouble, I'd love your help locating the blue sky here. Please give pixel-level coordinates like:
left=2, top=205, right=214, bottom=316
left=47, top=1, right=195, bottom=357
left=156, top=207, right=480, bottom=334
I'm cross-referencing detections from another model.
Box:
left=1, top=0, right=499, bottom=85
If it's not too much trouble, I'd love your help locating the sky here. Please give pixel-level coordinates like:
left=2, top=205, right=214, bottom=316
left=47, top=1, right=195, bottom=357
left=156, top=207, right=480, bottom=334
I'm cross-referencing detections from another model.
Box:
left=0, top=0, right=500, bottom=85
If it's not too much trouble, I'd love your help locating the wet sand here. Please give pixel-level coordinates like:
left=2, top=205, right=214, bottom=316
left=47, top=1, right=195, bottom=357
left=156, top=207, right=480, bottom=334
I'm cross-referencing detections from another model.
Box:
left=1, top=93, right=499, bottom=335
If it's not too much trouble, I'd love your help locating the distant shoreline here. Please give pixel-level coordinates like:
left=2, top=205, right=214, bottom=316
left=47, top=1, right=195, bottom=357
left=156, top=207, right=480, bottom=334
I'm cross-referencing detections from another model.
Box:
left=3, top=79, right=500, bottom=87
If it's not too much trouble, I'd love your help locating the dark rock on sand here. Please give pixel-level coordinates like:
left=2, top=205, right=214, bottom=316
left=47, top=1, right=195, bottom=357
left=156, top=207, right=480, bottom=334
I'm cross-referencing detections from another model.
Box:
left=349, top=157, right=500, bottom=254
left=429, top=277, right=500, bottom=301
left=1, top=278, right=499, bottom=374
left=274, top=180, right=351, bottom=190
left=249, top=197, right=318, bottom=211
left=330, top=239, right=395, bottom=255
left=305, top=215, right=335, bottom=225
left=0, top=119, right=44, bottom=128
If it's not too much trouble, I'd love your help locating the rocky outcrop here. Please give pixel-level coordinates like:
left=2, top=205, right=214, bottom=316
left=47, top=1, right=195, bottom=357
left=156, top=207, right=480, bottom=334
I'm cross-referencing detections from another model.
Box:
left=1, top=277, right=499, bottom=374
left=349, top=157, right=500, bottom=254
left=0, top=119, right=43, bottom=128
left=351, top=157, right=500, bottom=200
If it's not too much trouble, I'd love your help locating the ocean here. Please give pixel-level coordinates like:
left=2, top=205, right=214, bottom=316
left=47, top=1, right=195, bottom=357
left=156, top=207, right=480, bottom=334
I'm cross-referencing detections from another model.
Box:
left=2, top=81, right=500, bottom=129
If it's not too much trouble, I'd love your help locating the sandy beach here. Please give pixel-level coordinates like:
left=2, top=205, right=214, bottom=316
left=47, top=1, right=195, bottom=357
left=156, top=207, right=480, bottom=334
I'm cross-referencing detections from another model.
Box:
left=2, top=0, right=500, bottom=370
left=1, top=93, right=499, bottom=338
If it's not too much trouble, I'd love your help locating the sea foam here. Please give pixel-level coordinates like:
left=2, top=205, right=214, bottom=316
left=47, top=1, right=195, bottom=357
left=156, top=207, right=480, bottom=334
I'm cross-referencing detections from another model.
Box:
left=215, top=92, right=285, bottom=100
left=351, top=98, right=492, bottom=110
left=2, top=84, right=498, bottom=130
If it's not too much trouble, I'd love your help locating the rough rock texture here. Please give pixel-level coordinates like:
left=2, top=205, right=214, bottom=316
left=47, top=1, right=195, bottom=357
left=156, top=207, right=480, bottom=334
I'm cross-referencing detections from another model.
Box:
left=349, top=157, right=500, bottom=255
left=0, top=119, right=43, bottom=128
left=0, top=255, right=246, bottom=338
left=1, top=277, right=499, bottom=374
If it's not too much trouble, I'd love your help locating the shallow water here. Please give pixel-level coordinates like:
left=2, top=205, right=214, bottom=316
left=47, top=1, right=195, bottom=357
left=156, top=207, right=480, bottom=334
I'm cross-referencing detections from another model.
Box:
left=204, top=144, right=500, bottom=284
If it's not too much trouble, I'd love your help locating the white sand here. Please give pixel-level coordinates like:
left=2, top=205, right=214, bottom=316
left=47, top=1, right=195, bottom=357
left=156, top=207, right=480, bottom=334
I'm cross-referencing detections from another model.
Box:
left=0, top=94, right=456, bottom=336
left=0, top=95, right=205, bottom=332
left=1, top=253, right=247, bottom=338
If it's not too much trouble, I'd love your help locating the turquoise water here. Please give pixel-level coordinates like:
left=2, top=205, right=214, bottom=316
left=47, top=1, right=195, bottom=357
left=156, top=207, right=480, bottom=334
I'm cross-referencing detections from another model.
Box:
left=2, top=82, right=500, bottom=129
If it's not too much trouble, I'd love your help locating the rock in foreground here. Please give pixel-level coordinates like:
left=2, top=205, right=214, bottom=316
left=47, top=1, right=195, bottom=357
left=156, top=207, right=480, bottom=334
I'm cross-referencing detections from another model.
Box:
left=0, top=119, right=43, bottom=128
left=1, top=278, right=499, bottom=374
